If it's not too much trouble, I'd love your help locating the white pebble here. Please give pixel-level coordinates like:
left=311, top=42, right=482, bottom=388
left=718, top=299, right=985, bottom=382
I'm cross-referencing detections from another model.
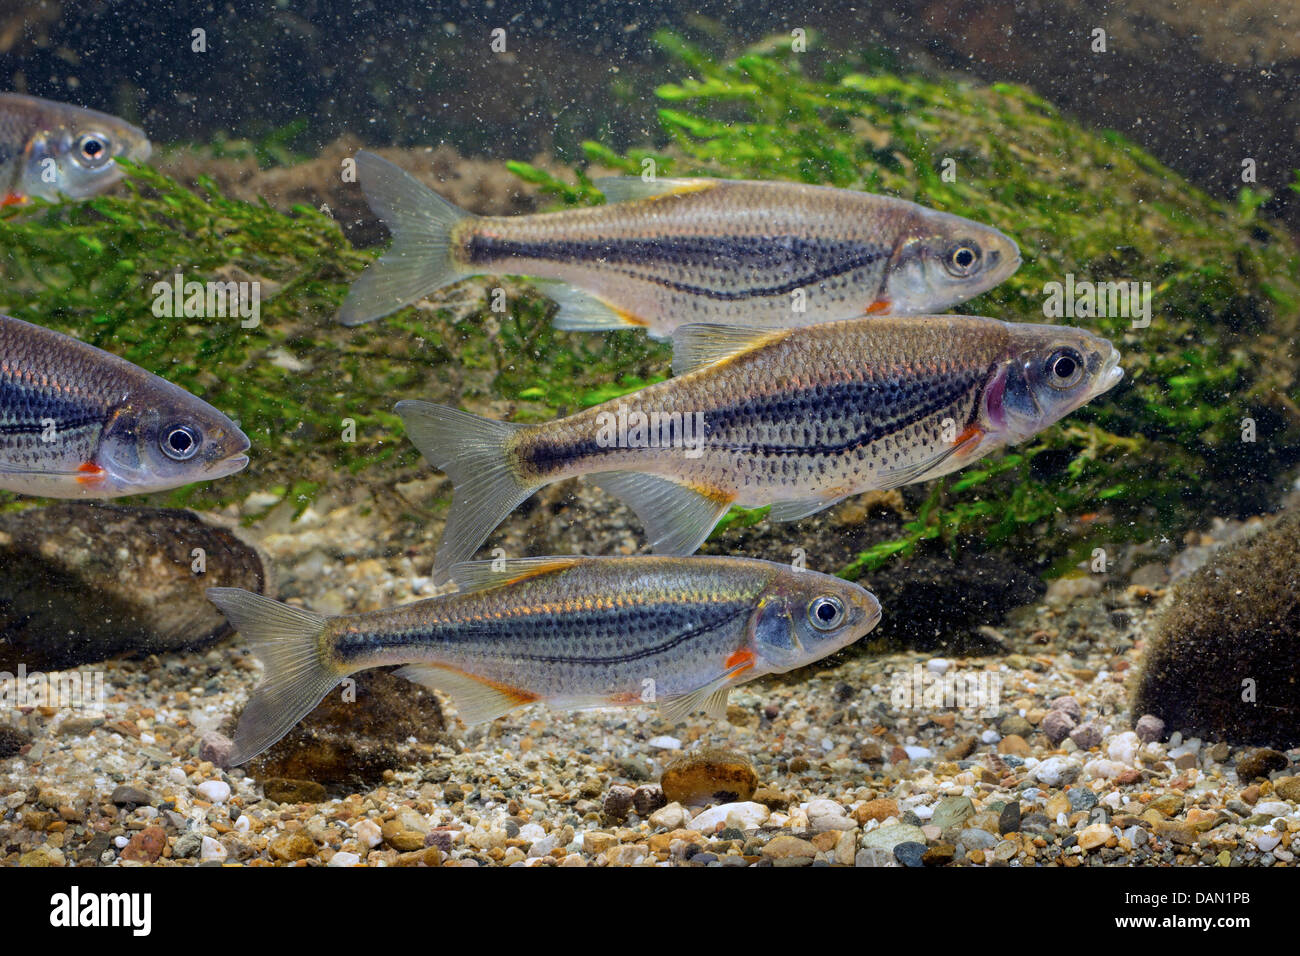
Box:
left=981, top=730, right=1001, bottom=744
left=518, top=822, right=546, bottom=842
left=167, top=767, right=188, bottom=784
left=197, top=780, right=231, bottom=804
left=926, top=658, right=951, bottom=675
left=1253, top=802, right=1291, bottom=819
left=200, top=836, right=227, bottom=862
left=328, top=851, right=361, bottom=867
left=1253, top=830, right=1281, bottom=853
left=690, top=801, right=770, bottom=832
left=353, top=819, right=382, bottom=849
left=1107, top=731, right=1140, bottom=766
left=647, top=735, right=682, bottom=750
left=113, top=836, right=129, bottom=849
left=912, top=803, right=935, bottom=820
left=234, top=815, right=250, bottom=832
left=903, top=745, right=932, bottom=760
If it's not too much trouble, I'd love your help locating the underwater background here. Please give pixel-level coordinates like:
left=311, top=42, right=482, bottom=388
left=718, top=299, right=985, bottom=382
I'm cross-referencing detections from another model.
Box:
left=0, top=1, right=1298, bottom=870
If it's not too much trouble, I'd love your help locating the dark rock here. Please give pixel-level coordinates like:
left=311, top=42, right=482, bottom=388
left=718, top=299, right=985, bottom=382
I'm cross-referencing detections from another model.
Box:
left=998, top=801, right=1022, bottom=834
left=1132, top=508, right=1300, bottom=748
left=261, top=777, right=327, bottom=804
left=0, top=504, right=267, bottom=669
left=1135, top=714, right=1165, bottom=743
left=198, top=731, right=234, bottom=768
left=602, top=785, right=635, bottom=824
left=1070, top=720, right=1103, bottom=750
left=110, top=785, right=153, bottom=808
left=0, top=725, right=31, bottom=759
left=1042, top=709, right=1076, bottom=745
left=1236, top=748, right=1288, bottom=781
left=245, top=669, right=447, bottom=788
left=1050, top=696, right=1082, bottom=721
left=632, top=785, right=666, bottom=817
left=893, top=841, right=926, bottom=867
left=922, top=843, right=956, bottom=866
left=1067, top=787, right=1099, bottom=811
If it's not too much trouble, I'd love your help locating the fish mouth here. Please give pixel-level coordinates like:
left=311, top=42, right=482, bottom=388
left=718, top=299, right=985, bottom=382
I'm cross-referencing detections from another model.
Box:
left=1097, top=346, right=1124, bottom=395
left=207, top=454, right=250, bottom=480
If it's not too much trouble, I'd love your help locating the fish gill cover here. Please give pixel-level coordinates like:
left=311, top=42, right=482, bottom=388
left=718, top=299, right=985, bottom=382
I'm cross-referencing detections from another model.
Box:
left=2, top=34, right=1298, bottom=580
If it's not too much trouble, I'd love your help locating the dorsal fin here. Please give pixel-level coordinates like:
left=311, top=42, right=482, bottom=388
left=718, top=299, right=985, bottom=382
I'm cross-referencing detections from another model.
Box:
left=448, top=556, right=590, bottom=593
left=593, top=176, right=719, bottom=204
left=670, top=323, right=786, bottom=376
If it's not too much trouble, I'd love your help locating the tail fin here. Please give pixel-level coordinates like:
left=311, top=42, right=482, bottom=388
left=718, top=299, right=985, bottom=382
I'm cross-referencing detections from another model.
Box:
left=395, top=400, right=538, bottom=586
left=206, top=588, right=340, bottom=766
left=337, top=151, right=471, bottom=326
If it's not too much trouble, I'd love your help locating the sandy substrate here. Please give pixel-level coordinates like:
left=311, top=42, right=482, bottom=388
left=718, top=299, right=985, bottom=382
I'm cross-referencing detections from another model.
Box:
left=2, top=498, right=1297, bottom=868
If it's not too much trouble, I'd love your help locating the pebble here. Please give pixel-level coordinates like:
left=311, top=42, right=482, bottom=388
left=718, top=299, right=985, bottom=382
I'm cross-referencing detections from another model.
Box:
left=633, top=785, right=667, bottom=816
left=1252, top=801, right=1291, bottom=819
left=1077, top=822, right=1113, bottom=851
left=328, top=851, right=361, bottom=867
left=1070, top=721, right=1103, bottom=750
left=196, top=780, right=231, bottom=804
left=893, top=841, right=926, bottom=867
left=647, top=735, right=681, bottom=750
left=1275, top=777, right=1300, bottom=803
left=1237, top=748, right=1288, bottom=780
left=957, top=828, right=997, bottom=851
left=854, top=798, right=898, bottom=824
left=998, top=802, right=1021, bottom=834
left=931, top=796, right=975, bottom=831
left=199, top=836, right=227, bottom=862
left=806, top=799, right=856, bottom=832
left=690, top=801, right=770, bottom=833
left=1041, top=709, right=1076, bottom=745
left=262, top=778, right=327, bottom=804
left=1033, top=756, right=1081, bottom=787
left=602, top=785, right=635, bottom=823
left=660, top=749, right=757, bottom=806
left=998, top=734, right=1031, bottom=757
left=120, top=826, right=166, bottom=863
left=761, top=835, right=817, bottom=863
left=856, top=847, right=898, bottom=867
left=649, top=803, right=689, bottom=830
left=1107, top=732, right=1141, bottom=766
left=270, top=832, right=317, bottom=862
left=197, top=731, right=234, bottom=767
left=1134, top=714, right=1164, bottom=743
left=860, top=824, right=926, bottom=851
left=353, top=819, right=383, bottom=849
left=1049, top=696, right=1082, bottom=721
left=1067, top=787, right=1099, bottom=811
left=110, top=785, right=153, bottom=807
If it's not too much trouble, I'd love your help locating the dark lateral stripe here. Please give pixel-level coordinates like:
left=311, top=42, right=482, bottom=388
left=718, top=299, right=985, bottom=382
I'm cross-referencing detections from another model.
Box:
left=335, top=602, right=749, bottom=667
left=467, top=234, right=889, bottom=300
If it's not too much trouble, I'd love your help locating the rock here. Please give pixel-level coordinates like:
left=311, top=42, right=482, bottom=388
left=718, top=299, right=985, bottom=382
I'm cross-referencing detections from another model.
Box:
left=1237, top=748, right=1288, bottom=780
left=999, top=715, right=1034, bottom=737
left=853, top=798, right=898, bottom=824
left=998, top=802, right=1022, bottom=834
left=606, top=844, right=649, bottom=866
left=1050, top=695, right=1083, bottom=721
left=806, top=799, right=856, bottom=832
left=931, top=796, right=974, bottom=832
left=1033, top=756, right=1081, bottom=787
left=991, top=839, right=1019, bottom=862
left=172, top=832, right=202, bottom=859
left=0, top=725, right=32, bottom=758
left=1042, top=709, right=1076, bottom=745
left=381, top=820, right=426, bottom=852
left=1070, top=721, right=1103, bottom=750
left=19, top=847, right=65, bottom=867
left=110, top=785, right=153, bottom=807
left=1131, top=508, right=1300, bottom=749
left=860, top=823, right=927, bottom=852
left=615, top=756, right=653, bottom=781
left=262, top=777, right=327, bottom=804
left=602, top=785, right=635, bottom=824
left=1274, top=777, right=1300, bottom=803
left=922, top=844, right=956, bottom=865
left=119, top=826, right=166, bottom=863
left=752, top=786, right=792, bottom=811
left=632, top=785, right=666, bottom=817
left=660, top=749, right=757, bottom=806
left=353, top=819, right=383, bottom=848
left=582, top=831, right=619, bottom=855
left=648, top=802, right=689, bottom=830
left=328, top=851, right=361, bottom=867
left=998, top=734, right=1030, bottom=757
left=1066, top=787, right=1099, bottom=812
left=1046, top=575, right=1100, bottom=604
left=1077, top=822, right=1113, bottom=851
left=198, top=731, right=234, bottom=768
left=246, top=669, right=445, bottom=788
left=893, top=841, right=926, bottom=867
left=1108, top=731, right=1142, bottom=766
left=1253, top=801, right=1291, bottom=819
left=196, top=780, right=231, bottom=804
left=1134, top=714, right=1165, bottom=743
left=270, top=832, right=317, bottom=862
left=957, top=828, right=997, bottom=851
left=856, top=847, right=899, bottom=867
left=762, top=835, right=817, bottom=863
left=199, top=836, right=227, bottom=862
left=1153, top=820, right=1197, bottom=846
left=0, top=504, right=267, bottom=669
left=690, top=801, right=770, bottom=833
left=943, top=735, right=978, bottom=760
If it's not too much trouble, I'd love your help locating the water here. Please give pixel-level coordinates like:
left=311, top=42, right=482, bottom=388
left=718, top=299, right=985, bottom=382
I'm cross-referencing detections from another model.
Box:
left=0, top=2, right=1297, bottom=876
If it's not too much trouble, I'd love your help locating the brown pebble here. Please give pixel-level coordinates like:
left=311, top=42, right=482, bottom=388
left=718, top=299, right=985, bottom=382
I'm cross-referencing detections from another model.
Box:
left=998, top=734, right=1030, bottom=757
left=119, top=826, right=166, bottom=863
left=262, top=778, right=328, bottom=804
left=943, top=736, right=978, bottom=760
left=853, top=798, right=898, bottom=824
left=632, top=785, right=667, bottom=817
left=752, top=786, right=792, bottom=811
left=922, top=844, right=955, bottom=866
left=661, top=749, right=757, bottom=806
left=269, top=831, right=317, bottom=862
left=1236, top=748, right=1287, bottom=781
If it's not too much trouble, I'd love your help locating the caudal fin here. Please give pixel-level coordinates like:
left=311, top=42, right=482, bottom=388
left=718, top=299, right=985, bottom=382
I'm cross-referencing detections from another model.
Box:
left=395, top=400, right=538, bottom=586
left=337, top=151, right=470, bottom=326
left=206, top=588, right=340, bottom=766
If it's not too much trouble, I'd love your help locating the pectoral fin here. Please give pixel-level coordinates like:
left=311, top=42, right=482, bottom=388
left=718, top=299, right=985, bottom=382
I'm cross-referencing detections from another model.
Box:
left=878, top=426, right=984, bottom=490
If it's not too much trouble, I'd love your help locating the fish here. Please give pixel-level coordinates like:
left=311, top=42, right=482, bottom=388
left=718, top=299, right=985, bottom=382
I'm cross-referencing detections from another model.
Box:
left=0, top=313, right=250, bottom=497
left=337, top=151, right=1021, bottom=336
left=207, top=554, right=881, bottom=764
left=397, top=315, right=1124, bottom=584
left=0, top=92, right=152, bottom=204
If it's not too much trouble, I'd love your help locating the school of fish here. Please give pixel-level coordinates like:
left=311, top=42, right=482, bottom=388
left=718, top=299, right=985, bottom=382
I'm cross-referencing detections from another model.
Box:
left=0, top=92, right=1127, bottom=764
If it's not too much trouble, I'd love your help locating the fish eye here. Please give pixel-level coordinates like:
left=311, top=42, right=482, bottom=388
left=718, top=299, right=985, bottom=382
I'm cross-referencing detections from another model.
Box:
left=1045, top=347, right=1085, bottom=390
left=807, top=595, right=845, bottom=631
left=161, top=424, right=201, bottom=461
left=76, top=132, right=111, bottom=168
left=943, top=241, right=982, bottom=277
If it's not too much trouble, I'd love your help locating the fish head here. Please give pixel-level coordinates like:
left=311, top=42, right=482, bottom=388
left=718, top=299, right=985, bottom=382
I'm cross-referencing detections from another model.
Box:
left=94, top=388, right=250, bottom=495
left=981, top=323, right=1124, bottom=446
left=883, top=210, right=1021, bottom=312
left=18, top=103, right=151, bottom=201
left=747, top=569, right=882, bottom=673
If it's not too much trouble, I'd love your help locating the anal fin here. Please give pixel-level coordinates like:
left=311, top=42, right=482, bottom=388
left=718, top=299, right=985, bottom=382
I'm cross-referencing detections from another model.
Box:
left=534, top=280, right=648, bottom=332
left=395, top=664, right=538, bottom=725
left=768, top=495, right=845, bottom=523
left=589, top=471, right=732, bottom=555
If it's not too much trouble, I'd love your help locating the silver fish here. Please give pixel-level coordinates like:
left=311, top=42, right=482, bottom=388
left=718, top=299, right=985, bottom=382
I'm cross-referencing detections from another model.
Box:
left=338, top=152, right=1020, bottom=337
